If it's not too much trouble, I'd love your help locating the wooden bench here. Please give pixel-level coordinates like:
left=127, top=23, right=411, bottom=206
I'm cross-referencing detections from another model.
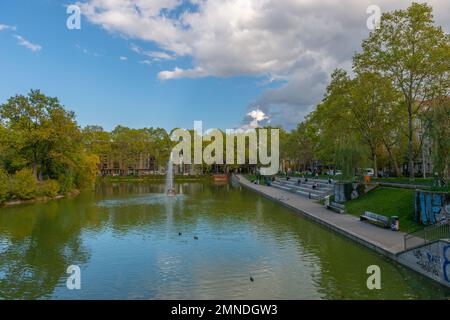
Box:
left=360, top=211, right=390, bottom=228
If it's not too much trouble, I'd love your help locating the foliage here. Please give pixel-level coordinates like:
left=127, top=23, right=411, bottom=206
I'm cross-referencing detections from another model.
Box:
left=76, top=154, right=100, bottom=189
left=0, top=168, right=8, bottom=203
left=0, top=90, right=101, bottom=201
left=429, top=101, right=450, bottom=184
left=353, top=2, right=450, bottom=178
left=38, top=179, right=61, bottom=197
left=335, top=137, right=368, bottom=181
left=9, top=168, right=38, bottom=200
left=279, top=3, right=449, bottom=181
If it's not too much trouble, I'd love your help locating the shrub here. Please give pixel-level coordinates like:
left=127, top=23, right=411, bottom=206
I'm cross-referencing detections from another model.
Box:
left=76, top=154, right=100, bottom=189
left=58, top=171, right=75, bottom=194
left=356, top=183, right=366, bottom=196
left=10, top=168, right=37, bottom=200
left=0, top=168, right=8, bottom=203
left=38, top=179, right=61, bottom=197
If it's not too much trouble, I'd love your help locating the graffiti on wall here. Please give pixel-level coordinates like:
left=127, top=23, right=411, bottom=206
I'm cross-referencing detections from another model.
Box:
left=399, top=241, right=450, bottom=287
left=413, top=248, right=442, bottom=278
left=415, top=191, right=450, bottom=225
left=444, top=245, right=450, bottom=283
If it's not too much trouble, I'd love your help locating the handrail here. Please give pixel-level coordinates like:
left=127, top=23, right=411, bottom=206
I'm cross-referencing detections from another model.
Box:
left=404, top=220, right=450, bottom=250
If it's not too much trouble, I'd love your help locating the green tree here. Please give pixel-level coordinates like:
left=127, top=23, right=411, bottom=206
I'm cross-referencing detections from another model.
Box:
left=308, top=69, right=356, bottom=168
left=428, top=100, right=450, bottom=185
left=354, top=2, right=450, bottom=178
left=82, top=125, right=112, bottom=155
left=346, top=72, right=400, bottom=177
left=0, top=90, right=78, bottom=180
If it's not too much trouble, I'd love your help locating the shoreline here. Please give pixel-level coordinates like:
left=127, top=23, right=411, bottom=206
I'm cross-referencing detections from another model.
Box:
left=1, top=189, right=80, bottom=208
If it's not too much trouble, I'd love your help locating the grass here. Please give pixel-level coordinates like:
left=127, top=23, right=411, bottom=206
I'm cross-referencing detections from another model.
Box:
left=245, top=174, right=270, bottom=185
left=345, top=187, right=422, bottom=233
left=372, top=177, right=433, bottom=186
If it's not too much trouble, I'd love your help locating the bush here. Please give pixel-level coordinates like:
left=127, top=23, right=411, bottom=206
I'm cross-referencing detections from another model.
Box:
left=10, top=168, right=37, bottom=200
left=38, top=179, right=60, bottom=197
left=75, top=154, right=100, bottom=189
left=0, top=168, right=8, bottom=203
left=58, top=171, right=76, bottom=194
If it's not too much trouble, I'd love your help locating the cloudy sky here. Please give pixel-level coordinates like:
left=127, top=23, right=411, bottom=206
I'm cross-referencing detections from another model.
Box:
left=0, top=0, right=449, bottom=130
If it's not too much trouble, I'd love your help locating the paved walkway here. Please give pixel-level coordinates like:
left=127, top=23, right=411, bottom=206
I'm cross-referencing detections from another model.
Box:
left=236, top=175, right=406, bottom=256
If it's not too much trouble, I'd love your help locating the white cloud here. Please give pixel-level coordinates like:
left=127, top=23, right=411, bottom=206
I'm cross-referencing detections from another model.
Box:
left=14, top=35, right=42, bottom=52
left=78, top=0, right=450, bottom=128
left=119, top=56, right=128, bottom=60
left=247, top=109, right=269, bottom=129
left=158, top=67, right=207, bottom=80
left=129, top=43, right=174, bottom=64
left=0, top=24, right=16, bottom=31
left=146, top=51, right=174, bottom=60
left=139, top=59, right=153, bottom=65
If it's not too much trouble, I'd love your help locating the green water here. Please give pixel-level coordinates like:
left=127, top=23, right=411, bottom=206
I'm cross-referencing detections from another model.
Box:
left=0, top=181, right=448, bottom=299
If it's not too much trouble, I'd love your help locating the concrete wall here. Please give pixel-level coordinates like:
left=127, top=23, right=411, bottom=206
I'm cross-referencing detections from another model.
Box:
left=397, top=240, right=450, bottom=288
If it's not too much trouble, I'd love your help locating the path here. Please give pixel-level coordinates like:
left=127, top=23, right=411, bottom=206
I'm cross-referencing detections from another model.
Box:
left=236, top=175, right=406, bottom=256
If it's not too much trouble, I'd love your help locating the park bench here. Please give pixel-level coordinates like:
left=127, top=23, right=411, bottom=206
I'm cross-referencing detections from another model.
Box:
left=324, top=196, right=345, bottom=214
left=329, top=201, right=345, bottom=214
left=360, top=211, right=390, bottom=228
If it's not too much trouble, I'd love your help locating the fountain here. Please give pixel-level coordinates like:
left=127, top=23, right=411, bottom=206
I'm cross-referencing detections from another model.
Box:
left=166, top=152, right=176, bottom=196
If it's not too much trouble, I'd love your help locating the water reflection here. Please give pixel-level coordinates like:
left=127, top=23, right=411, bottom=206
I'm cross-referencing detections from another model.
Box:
left=0, top=181, right=449, bottom=299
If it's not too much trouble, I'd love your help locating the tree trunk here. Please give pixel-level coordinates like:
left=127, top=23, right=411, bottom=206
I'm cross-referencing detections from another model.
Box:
left=373, top=152, right=378, bottom=178
left=407, top=103, right=415, bottom=179
left=384, top=144, right=401, bottom=177
left=32, top=161, right=38, bottom=180
left=422, top=144, right=427, bottom=179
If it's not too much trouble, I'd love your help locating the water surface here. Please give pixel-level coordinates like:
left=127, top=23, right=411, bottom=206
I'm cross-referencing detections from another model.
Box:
left=0, top=181, right=448, bottom=299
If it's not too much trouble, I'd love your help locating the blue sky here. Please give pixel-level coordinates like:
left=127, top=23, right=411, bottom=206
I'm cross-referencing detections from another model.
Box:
left=0, top=0, right=267, bottom=131
left=1, top=0, right=449, bottom=131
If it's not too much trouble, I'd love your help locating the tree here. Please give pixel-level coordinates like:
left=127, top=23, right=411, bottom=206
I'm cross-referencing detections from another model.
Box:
left=0, top=90, right=78, bottom=180
left=308, top=69, right=357, bottom=169
left=0, top=90, right=100, bottom=197
left=428, top=100, right=450, bottom=185
left=82, top=125, right=111, bottom=155
left=346, top=72, right=400, bottom=177
left=354, top=2, right=450, bottom=178
left=281, top=123, right=315, bottom=172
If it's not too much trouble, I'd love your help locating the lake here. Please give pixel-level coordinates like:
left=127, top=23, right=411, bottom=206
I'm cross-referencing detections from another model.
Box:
left=0, top=181, right=448, bottom=299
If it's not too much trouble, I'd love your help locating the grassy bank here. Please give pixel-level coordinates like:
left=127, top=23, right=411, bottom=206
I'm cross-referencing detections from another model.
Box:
left=246, top=174, right=256, bottom=182
left=345, top=187, right=421, bottom=233
left=372, top=177, right=434, bottom=186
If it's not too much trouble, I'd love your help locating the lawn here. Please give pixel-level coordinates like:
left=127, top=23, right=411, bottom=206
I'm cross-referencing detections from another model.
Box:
left=345, top=187, right=422, bottom=233
left=372, top=177, right=433, bottom=186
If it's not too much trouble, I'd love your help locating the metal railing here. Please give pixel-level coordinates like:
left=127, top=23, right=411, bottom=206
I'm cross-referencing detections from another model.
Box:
left=404, top=220, right=450, bottom=250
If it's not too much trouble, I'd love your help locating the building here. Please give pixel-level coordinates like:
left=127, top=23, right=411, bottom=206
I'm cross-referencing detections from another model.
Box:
left=99, top=154, right=161, bottom=176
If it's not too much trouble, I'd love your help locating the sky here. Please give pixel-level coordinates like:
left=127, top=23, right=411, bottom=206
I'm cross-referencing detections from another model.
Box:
left=0, top=0, right=449, bottom=132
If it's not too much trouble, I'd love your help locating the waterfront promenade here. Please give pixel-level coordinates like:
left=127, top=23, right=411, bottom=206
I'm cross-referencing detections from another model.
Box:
left=236, top=175, right=406, bottom=256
